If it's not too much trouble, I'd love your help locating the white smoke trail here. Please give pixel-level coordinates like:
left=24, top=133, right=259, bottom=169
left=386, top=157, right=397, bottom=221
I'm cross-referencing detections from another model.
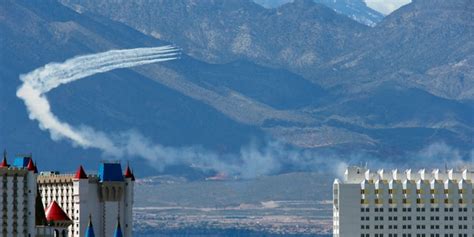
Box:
left=17, top=46, right=179, bottom=152
left=16, top=46, right=473, bottom=178
left=16, top=46, right=286, bottom=178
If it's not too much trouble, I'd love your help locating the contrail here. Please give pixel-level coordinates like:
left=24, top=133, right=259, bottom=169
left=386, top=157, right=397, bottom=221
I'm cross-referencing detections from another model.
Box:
left=17, top=46, right=179, bottom=152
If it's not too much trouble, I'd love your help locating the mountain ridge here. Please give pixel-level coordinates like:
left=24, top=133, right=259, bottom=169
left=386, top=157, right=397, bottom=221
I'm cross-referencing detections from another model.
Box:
left=1, top=0, right=472, bottom=176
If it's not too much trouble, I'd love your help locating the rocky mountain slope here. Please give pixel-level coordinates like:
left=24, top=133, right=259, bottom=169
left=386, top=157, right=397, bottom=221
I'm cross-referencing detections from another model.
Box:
left=1, top=0, right=472, bottom=176
left=60, top=0, right=368, bottom=76
left=61, top=0, right=474, bottom=101
left=316, top=0, right=474, bottom=100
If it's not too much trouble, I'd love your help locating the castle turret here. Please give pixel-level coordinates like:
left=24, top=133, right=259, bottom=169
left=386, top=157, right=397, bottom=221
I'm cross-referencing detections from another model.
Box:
left=45, top=200, right=73, bottom=236
left=123, top=164, right=135, bottom=236
left=73, top=165, right=90, bottom=237
left=26, top=157, right=37, bottom=233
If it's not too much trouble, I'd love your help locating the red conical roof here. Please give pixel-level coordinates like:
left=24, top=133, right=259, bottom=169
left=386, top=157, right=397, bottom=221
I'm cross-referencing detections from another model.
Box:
left=45, top=201, right=71, bottom=221
left=26, top=158, right=35, bottom=171
left=74, top=165, right=88, bottom=179
left=124, top=165, right=136, bottom=181
left=0, top=157, right=8, bottom=168
left=124, top=166, right=133, bottom=178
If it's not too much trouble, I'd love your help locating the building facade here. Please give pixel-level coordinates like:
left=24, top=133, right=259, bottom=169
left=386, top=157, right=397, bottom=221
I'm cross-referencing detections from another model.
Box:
left=333, top=166, right=474, bottom=237
left=0, top=154, right=37, bottom=236
left=37, top=162, right=134, bottom=237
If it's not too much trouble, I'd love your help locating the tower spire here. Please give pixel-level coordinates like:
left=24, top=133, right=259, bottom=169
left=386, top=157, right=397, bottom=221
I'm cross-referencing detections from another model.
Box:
left=26, top=158, right=35, bottom=171
left=113, top=215, right=123, bottom=237
left=85, top=214, right=95, bottom=237
left=124, top=164, right=133, bottom=179
left=0, top=149, right=8, bottom=168
left=124, top=161, right=135, bottom=181
left=74, top=165, right=88, bottom=179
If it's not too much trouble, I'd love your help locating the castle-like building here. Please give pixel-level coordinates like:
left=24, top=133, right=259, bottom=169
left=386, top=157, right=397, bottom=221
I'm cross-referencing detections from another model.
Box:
left=38, top=162, right=134, bottom=237
left=0, top=151, right=135, bottom=237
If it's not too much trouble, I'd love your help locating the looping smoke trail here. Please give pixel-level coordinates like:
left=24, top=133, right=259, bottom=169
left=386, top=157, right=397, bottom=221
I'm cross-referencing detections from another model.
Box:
left=16, top=46, right=288, bottom=178
left=17, top=46, right=179, bottom=153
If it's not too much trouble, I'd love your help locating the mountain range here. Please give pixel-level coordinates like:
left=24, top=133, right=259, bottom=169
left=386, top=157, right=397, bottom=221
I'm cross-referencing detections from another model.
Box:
left=254, top=0, right=384, bottom=26
left=0, top=0, right=472, bottom=177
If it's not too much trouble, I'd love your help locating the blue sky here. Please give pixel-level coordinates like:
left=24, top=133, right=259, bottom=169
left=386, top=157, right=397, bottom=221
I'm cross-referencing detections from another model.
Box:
left=365, top=0, right=411, bottom=15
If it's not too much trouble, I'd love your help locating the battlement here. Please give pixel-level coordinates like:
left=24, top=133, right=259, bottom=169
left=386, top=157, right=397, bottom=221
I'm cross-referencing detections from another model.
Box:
left=343, top=166, right=473, bottom=184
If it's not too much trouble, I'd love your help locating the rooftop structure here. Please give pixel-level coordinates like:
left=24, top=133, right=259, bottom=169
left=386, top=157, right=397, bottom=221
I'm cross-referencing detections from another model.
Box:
left=0, top=155, right=37, bottom=236
left=1, top=150, right=136, bottom=237
left=37, top=162, right=135, bottom=237
left=333, top=166, right=474, bottom=237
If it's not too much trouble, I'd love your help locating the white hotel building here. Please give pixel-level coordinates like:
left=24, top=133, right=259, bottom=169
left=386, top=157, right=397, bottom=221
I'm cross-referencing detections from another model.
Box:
left=333, top=166, right=474, bottom=237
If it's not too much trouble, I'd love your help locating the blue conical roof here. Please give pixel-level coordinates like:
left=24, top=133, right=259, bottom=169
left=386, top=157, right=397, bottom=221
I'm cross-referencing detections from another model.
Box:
left=113, top=219, right=123, bottom=237
left=85, top=215, right=95, bottom=237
